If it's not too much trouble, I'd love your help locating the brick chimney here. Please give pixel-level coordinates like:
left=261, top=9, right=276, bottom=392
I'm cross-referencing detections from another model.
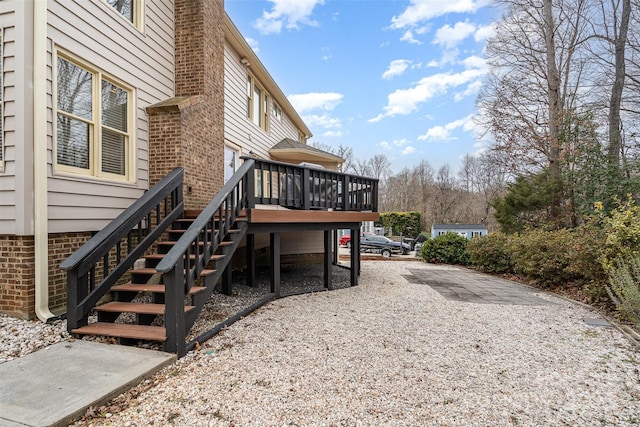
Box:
left=147, top=0, right=225, bottom=209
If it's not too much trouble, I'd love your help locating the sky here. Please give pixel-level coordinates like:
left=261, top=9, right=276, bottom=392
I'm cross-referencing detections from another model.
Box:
left=225, top=0, right=499, bottom=174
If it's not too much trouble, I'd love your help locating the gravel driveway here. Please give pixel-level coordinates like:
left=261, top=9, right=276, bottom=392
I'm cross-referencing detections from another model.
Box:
left=62, top=261, right=640, bottom=426
left=2, top=260, right=638, bottom=426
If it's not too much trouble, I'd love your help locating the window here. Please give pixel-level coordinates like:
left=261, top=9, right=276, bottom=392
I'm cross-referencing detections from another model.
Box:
left=104, top=0, right=144, bottom=29
left=273, top=101, right=282, bottom=121
left=246, top=74, right=269, bottom=132
left=471, top=231, right=483, bottom=238
left=56, top=52, right=133, bottom=180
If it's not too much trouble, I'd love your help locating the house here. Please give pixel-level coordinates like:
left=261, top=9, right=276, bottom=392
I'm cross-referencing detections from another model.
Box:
left=431, top=224, right=488, bottom=239
left=0, top=0, right=377, bottom=349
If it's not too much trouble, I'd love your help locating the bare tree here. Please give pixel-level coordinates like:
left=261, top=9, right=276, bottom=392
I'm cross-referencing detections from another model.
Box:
left=352, top=157, right=372, bottom=177
left=369, top=154, right=392, bottom=181
left=477, top=0, right=591, bottom=225
left=309, top=141, right=355, bottom=173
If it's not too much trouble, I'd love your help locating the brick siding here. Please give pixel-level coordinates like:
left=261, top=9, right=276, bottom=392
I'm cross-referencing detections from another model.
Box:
left=0, top=233, right=91, bottom=319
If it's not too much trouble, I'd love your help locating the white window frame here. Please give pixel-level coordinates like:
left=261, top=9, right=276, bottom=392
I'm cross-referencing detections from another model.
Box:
left=246, top=73, right=270, bottom=133
left=54, top=49, right=135, bottom=182
left=102, top=0, right=145, bottom=31
left=273, top=101, right=282, bottom=122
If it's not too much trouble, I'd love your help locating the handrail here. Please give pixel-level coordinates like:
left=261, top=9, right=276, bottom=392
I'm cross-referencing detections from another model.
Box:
left=61, top=167, right=184, bottom=331
left=156, top=159, right=254, bottom=273
left=61, top=168, right=184, bottom=272
left=158, top=160, right=254, bottom=356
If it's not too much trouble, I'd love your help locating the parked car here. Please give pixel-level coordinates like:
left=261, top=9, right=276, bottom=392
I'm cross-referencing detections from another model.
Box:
left=339, top=232, right=374, bottom=248
left=360, top=234, right=410, bottom=257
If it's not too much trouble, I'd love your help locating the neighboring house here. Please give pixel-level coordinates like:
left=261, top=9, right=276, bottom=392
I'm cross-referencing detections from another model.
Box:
left=431, top=224, right=488, bottom=239
left=0, top=0, right=354, bottom=321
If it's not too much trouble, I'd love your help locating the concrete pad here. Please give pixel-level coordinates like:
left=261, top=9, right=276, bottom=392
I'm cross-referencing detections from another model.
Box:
left=583, top=317, right=612, bottom=327
left=0, top=340, right=175, bottom=427
left=406, top=267, right=556, bottom=306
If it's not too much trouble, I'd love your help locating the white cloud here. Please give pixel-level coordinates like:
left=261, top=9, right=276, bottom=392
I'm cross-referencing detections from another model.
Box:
left=303, top=114, right=342, bottom=129
left=369, top=69, right=486, bottom=122
left=461, top=55, right=486, bottom=70
left=428, top=48, right=460, bottom=68
left=454, top=80, right=483, bottom=101
left=289, top=92, right=343, bottom=113
left=323, top=130, right=343, bottom=138
left=391, top=0, right=490, bottom=30
left=254, top=0, right=325, bottom=35
left=433, top=20, right=476, bottom=49
left=379, top=138, right=411, bottom=150
left=382, top=60, right=412, bottom=79
left=418, top=115, right=474, bottom=141
left=400, top=30, right=422, bottom=44
left=474, top=23, right=496, bottom=41
left=401, top=146, right=417, bottom=155
left=245, top=37, right=259, bottom=53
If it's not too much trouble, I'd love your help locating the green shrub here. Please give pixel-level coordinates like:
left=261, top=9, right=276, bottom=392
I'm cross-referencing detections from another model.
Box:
left=508, top=228, right=584, bottom=289
left=607, top=256, right=640, bottom=328
left=466, top=233, right=514, bottom=273
left=600, top=196, right=640, bottom=269
left=379, top=211, right=422, bottom=238
left=420, top=232, right=470, bottom=265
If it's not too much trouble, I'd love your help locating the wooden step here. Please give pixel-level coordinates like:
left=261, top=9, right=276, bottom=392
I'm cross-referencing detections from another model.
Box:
left=111, top=282, right=205, bottom=295
left=131, top=267, right=157, bottom=275
left=95, top=302, right=194, bottom=315
left=144, top=253, right=196, bottom=261
left=72, top=322, right=166, bottom=342
left=129, top=267, right=215, bottom=278
left=158, top=240, right=232, bottom=248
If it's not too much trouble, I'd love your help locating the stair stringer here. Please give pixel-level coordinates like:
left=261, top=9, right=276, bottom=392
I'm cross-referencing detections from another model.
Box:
left=183, top=221, right=248, bottom=334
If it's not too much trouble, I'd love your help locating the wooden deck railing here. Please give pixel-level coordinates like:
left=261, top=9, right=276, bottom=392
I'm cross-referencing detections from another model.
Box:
left=247, top=157, right=378, bottom=212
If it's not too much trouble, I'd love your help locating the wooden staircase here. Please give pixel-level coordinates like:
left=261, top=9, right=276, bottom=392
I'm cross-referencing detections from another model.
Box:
left=69, top=210, right=247, bottom=347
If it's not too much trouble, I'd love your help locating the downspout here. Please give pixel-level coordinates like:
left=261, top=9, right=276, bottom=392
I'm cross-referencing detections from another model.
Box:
left=33, top=0, right=54, bottom=321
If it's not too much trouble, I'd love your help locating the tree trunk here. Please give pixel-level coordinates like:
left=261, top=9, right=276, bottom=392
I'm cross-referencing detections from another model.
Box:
left=608, top=0, right=630, bottom=171
left=544, top=0, right=563, bottom=224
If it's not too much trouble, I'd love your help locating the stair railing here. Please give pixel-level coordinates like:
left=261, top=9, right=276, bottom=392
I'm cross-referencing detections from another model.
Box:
left=61, top=167, right=185, bottom=332
left=156, top=159, right=255, bottom=356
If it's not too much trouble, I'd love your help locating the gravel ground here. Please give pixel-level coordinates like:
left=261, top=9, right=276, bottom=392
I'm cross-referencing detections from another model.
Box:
left=2, top=261, right=640, bottom=426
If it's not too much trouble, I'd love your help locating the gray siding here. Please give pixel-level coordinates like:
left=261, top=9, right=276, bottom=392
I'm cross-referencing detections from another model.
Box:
left=224, top=42, right=301, bottom=157
left=0, top=2, right=34, bottom=235
left=45, top=0, right=175, bottom=233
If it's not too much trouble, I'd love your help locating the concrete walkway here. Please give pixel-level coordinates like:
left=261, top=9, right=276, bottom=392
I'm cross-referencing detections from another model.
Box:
left=0, top=340, right=174, bottom=427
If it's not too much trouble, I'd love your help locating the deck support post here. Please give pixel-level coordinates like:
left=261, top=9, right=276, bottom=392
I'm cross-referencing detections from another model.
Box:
left=221, top=263, right=232, bottom=296
left=246, top=233, right=256, bottom=286
left=324, top=230, right=332, bottom=290
left=350, top=227, right=360, bottom=286
left=332, top=229, right=338, bottom=265
left=270, top=232, right=281, bottom=297
left=164, top=266, right=186, bottom=357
